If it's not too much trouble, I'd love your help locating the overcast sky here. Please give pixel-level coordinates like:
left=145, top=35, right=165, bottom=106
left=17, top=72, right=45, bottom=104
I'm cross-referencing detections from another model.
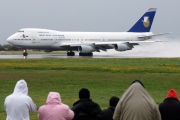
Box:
left=0, top=0, right=179, bottom=44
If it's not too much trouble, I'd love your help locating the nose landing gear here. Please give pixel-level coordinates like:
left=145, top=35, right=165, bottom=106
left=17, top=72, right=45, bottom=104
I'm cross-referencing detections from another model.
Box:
left=23, top=49, right=28, bottom=59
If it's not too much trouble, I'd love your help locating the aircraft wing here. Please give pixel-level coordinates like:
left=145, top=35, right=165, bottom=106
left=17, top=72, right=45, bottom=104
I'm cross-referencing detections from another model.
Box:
left=60, top=41, right=156, bottom=52
left=95, top=41, right=156, bottom=45
left=60, top=41, right=155, bottom=47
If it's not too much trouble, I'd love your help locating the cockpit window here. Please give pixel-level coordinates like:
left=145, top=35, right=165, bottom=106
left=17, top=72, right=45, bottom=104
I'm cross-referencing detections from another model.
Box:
left=18, top=30, right=24, bottom=32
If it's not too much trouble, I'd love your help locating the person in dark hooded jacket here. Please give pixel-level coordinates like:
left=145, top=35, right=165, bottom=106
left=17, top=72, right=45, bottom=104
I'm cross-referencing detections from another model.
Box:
left=159, top=89, right=180, bottom=120
left=102, top=96, right=119, bottom=120
left=72, top=88, right=102, bottom=120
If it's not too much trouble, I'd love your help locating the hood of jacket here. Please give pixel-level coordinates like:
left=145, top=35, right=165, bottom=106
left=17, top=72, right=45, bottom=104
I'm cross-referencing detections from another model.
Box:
left=120, top=83, right=154, bottom=103
left=13, top=79, right=28, bottom=95
left=46, top=92, right=62, bottom=105
left=113, top=82, right=161, bottom=120
left=166, top=89, right=178, bottom=99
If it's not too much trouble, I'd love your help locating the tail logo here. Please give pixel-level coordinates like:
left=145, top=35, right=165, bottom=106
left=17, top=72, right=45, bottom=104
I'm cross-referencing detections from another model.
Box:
left=142, top=16, right=150, bottom=28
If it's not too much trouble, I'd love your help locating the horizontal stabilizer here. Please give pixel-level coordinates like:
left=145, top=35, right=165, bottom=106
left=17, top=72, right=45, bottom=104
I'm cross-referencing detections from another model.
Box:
left=151, top=32, right=171, bottom=37
left=138, top=32, right=171, bottom=39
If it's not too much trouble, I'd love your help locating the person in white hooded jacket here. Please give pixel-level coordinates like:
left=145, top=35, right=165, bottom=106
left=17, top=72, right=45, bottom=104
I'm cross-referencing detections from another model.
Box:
left=4, top=79, right=37, bottom=120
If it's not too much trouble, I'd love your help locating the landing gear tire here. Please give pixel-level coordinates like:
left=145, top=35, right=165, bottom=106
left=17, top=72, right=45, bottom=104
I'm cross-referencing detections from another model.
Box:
left=79, top=52, right=93, bottom=56
left=23, top=52, right=28, bottom=56
left=67, top=52, right=75, bottom=56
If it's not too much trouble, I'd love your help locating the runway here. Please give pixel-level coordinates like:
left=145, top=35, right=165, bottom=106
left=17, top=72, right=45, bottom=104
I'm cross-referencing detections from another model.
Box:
left=0, top=52, right=179, bottom=59
left=1, top=41, right=180, bottom=59
left=0, top=54, right=143, bottom=59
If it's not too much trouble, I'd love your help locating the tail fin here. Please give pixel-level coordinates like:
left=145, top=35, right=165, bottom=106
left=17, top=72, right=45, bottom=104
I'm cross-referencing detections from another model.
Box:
left=127, top=8, right=157, bottom=32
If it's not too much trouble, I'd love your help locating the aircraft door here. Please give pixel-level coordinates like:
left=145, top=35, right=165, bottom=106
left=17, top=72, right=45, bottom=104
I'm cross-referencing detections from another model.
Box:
left=101, top=38, right=108, bottom=42
left=32, top=37, right=35, bottom=43
left=54, top=36, right=58, bottom=43
left=32, top=34, right=39, bottom=43
left=80, top=37, right=84, bottom=43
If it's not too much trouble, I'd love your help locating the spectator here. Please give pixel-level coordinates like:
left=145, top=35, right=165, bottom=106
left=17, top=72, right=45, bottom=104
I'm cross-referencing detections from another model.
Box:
left=159, top=89, right=180, bottom=120
left=4, top=79, right=37, bottom=120
left=113, top=80, right=161, bottom=120
left=38, top=92, right=74, bottom=120
left=72, top=88, right=102, bottom=120
left=102, top=96, right=119, bottom=120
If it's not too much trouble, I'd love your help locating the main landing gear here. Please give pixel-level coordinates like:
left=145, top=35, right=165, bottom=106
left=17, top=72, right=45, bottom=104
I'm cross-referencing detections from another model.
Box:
left=67, top=51, right=75, bottom=56
left=79, top=52, right=93, bottom=56
left=67, top=51, right=93, bottom=56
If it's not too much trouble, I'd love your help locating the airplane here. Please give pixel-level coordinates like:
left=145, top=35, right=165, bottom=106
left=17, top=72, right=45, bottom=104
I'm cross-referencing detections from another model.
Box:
left=7, top=8, right=169, bottom=56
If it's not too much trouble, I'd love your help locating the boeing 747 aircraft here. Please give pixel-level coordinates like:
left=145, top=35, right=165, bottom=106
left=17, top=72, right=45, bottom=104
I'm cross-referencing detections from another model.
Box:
left=7, top=8, right=169, bottom=56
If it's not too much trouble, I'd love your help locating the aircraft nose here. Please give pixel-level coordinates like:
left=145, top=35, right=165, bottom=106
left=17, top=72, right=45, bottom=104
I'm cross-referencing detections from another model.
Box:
left=7, top=36, right=13, bottom=43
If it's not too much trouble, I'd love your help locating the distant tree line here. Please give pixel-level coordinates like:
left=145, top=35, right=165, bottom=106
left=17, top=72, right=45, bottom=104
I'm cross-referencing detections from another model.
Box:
left=0, top=44, right=22, bottom=51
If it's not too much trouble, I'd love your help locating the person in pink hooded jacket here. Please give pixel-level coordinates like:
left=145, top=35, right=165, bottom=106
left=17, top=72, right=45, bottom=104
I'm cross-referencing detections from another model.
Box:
left=38, top=92, right=74, bottom=120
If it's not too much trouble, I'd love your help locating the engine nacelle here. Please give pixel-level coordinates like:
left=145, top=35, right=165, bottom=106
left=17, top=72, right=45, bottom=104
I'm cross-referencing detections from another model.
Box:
left=115, top=44, right=132, bottom=51
left=78, top=45, right=94, bottom=53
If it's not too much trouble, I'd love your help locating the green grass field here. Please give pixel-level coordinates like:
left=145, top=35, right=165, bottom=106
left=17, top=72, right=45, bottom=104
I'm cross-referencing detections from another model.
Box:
left=1, top=58, right=180, bottom=119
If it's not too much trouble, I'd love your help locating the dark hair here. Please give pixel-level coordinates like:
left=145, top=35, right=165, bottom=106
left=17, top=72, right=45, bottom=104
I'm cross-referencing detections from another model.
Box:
left=79, top=88, right=90, bottom=99
left=131, top=80, right=145, bottom=88
left=109, top=96, right=119, bottom=107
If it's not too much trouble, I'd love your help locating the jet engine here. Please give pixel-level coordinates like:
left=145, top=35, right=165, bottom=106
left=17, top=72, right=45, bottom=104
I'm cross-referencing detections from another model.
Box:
left=115, top=43, right=132, bottom=51
left=78, top=45, right=94, bottom=53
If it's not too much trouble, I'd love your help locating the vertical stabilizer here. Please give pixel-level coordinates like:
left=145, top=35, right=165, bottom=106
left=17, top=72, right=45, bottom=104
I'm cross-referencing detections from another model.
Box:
left=127, top=8, right=157, bottom=32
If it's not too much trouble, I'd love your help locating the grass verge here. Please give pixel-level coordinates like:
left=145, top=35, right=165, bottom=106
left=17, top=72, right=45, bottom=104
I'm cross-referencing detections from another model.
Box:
left=0, top=58, right=180, bottom=119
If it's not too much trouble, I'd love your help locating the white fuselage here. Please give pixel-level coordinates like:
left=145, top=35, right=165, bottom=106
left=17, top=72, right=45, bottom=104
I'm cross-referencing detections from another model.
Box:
left=7, top=28, right=153, bottom=51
